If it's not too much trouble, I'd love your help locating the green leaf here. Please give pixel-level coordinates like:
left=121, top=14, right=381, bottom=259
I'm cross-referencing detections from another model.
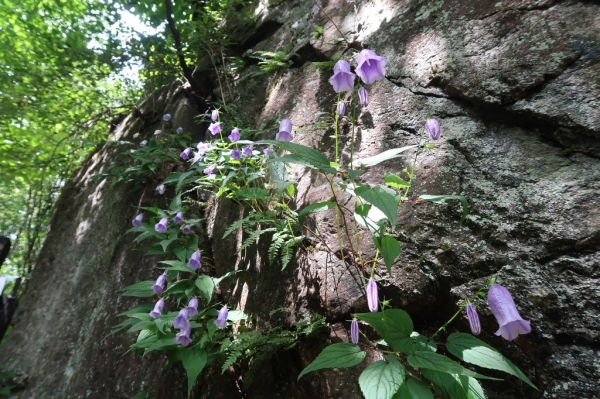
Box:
left=130, top=391, right=148, bottom=399
left=121, top=281, right=154, bottom=298
left=182, top=347, right=207, bottom=397
left=169, top=193, right=182, bottom=211
left=385, top=173, right=411, bottom=189
left=373, top=235, right=401, bottom=274
left=233, top=187, right=272, bottom=202
left=447, top=333, right=537, bottom=389
left=420, top=370, right=475, bottom=399
left=408, top=352, right=499, bottom=380
left=466, top=377, right=486, bottom=399
left=259, top=140, right=336, bottom=173
left=354, top=146, right=417, bottom=168
left=355, top=310, right=414, bottom=354
left=159, top=260, right=193, bottom=273
left=359, top=357, right=405, bottom=399
left=393, top=378, right=434, bottom=399
left=419, top=195, right=469, bottom=225
left=195, top=276, right=216, bottom=302
left=355, top=186, right=398, bottom=229
left=298, top=343, right=366, bottom=380
left=298, top=201, right=337, bottom=220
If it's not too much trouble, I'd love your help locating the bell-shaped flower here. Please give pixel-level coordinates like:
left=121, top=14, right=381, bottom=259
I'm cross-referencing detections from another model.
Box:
left=197, top=142, right=211, bottom=154
left=180, top=224, right=191, bottom=235
left=425, top=119, right=440, bottom=140
left=186, top=297, right=199, bottom=317
left=163, top=114, right=171, bottom=121
left=337, top=101, right=346, bottom=117
left=132, top=214, right=143, bottom=227
left=208, top=122, right=221, bottom=135
left=149, top=298, right=165, bottom=319
left=329, top=60, right=356, bottom=92
left=229, top=128, right=240, bottom=142
left=351, top=320, right=359, bottom=344
left=358, top=87, right=369, bottom=107
left=155, top=218, right=168, bottom=233
left=188, top=250, right=202, bottom=270
left=140, top=140, right=147, bottom=147
left=243, top=146, right=253, bottom=157
left=466, top=304, right=481, bottom=335
left=355, top=49, right=386, bottom=85
left=173, top=211, right=184, bottom=224
left=263, top=148, right=270, bottom=157
left=487, top=284, right=531, bottom=341
left=180, top=148, right=191, bottom=160
left=151, top=271, right=168, bottom=294
left=203, top=164, right=217, bottom=175
left=175, top=321, right=193, bottom=347
left=154, top=130, right=162, bottom=136
left=176, top=127, right=183, bottom=134
left=366, top=279, right=378, bottom=312
left=211, top=109, right=219, bottom=121
left=173, top=308, right=190, bottom=329
left=231, top=149, right=241, bottom=160
left=156, top=184, right=165, bottom=195
left=276, top=119, right=293, bottom=141
left=214, top=305, right=228, bottom=328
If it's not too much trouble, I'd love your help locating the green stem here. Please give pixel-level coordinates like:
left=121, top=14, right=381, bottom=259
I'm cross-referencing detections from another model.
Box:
left=431, top=302, right=468, bottom=340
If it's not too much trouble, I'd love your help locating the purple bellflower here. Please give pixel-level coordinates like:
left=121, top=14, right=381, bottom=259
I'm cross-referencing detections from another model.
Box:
left=425, top=119, right=440, bottom=140
left=176, top=127, right=183, bottom=134
left=488, top=284, right=531, bottom=341
left=208, top=122, right=221, bottom=136
left=140, top=140, right=147, bottom=147
left=214, top=306, right=228, bottom=328
left=366, top=279, right=378, bottom=312
left=263, top=148, right=270, bottom=157
left=351, top=320, right=359, bottom=344
left=355, top=49, right=386, bottom=85
left=243, top=146, right=253, bottom=157
left=163, top=114, right=171, bottom=121
left=188, top=250, right=202, bottom=270
left=211, top=109, right=219, bottom=121
left=155, top=217, right=168, bottom=233
left=358, top=87, right=369, bottom=107
left=173, top=211, right=184, bottom=224
left=180, top=148, right=191, bottom=160
left=175, top=321, right=193, bottom=347
left=132, top=214, right=143, bottom=227
left=329, top=60, right=356, bottom=92
left=337, top=101, right=347, bottom=117
left=203, top=164, right=217, bottom=175
left=186, top=297, right=199, bottom=318
left=173, top=308, right=190, bottom=329
left=229, top=128, right=240, bottom=142
left=276, top=119, right=293, bottom=141
left=180, top=225, right=191, bottom=235
left=149, top=298, right=165, bottom=319
left=231, top=149, right=241, bottom=160
left=151, top=271, right=168, bottom=294
left=466, top=304, right=481, bottom=335
left=197, top=142, right=211, bottom=154
left=156, top=184, right=165, bottom=195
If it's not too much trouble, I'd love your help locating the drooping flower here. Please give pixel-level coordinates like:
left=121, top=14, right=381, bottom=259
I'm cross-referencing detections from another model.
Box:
left=154, top=130, right=162, bottom=136
left=186, top=297, right=199, bottom=317
left=188, top=250, right=202, bottom=270
left=140, top=140, right=147, bottom=147
left=366, top=279, right=378, bottom=312
left=263, top=148, right=270, bottom=157
left=180, top=224, right=191, bottom=235
left=133, top=133, right=140, bottom=139
left=208, top=122, right=221, bottom=135
left=173, top=211, right=184, bottom=224
left=329, top=60, right=356, bottom=93
left=155, top=217, right=168, bottom=233
left=151, top=271, right=168, bottom=294
left=180, top=148, right=191, bottom=160
left=132, top=214, right=143, bottom=227
left=276, top=119, right=293, bottom=141
left=228, top=128, right=240, bottom=142
left=466, top=304, right=481, bottom=335
left=337, top=101, right=347, bottom=117
left=231, top=149, right=241, bottom=160
left=197, top=142, right=211, bottom=154
left=487, top=284, right=531, bottom=341
left=149, top=298, right=165, bottom=319
left=163, top=114, right=171, bottom=121
left=173, top=308, right=190, bottom=329
left=358, top=87, right=369, bottom=107
left=156, top=184, right=165, bottom=195
left=203, top=164, right=217, bottom=175
left=355, top=49, right=386, bottom=85
left=176, top=127, right=183, bottom=134
left=175, top=321, right=193, bottom=347
left=243, top=146, right=253, bottom=157
left=425, top=119, right=440, bottom=141
left=351, top=320, right=359, bottom=344
left=211, top=109, right=219, bottom=121
left=214, top=306, right=228, bottom=328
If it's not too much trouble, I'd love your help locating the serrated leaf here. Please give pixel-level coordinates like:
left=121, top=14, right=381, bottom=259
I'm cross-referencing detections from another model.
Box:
left=447, top=333, right=537, bottom=389
left=298, top=343, right=366, bottom=380
left=359, top=358, right=404, bottom=399
left=393, top=378, right=434, bottom=399
left=355, top=310, right=414, bottom=354
left=298, top=201, right=336, bottom=220
left=408, top=352, right=498, bottom=380
left=182, top=347, right=207, bottom=397
left=354, top=145, right=417, bottom=168
left=373, top=235, right=401, bottom=274
left=355, top=186, right=398, bottom=229
left=419, top=195, right=469, bottom=225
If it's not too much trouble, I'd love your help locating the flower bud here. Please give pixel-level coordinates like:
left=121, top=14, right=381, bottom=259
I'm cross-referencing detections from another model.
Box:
left=425, top=119, right=440, bottom=140
left=351, top=320, right=359, bottom=344
left=337, top=101, right=347, bottom=117
left=211, top=109, right=219, bottom=121
left=466, top=304, right=481, bottom=335
left=358, top=87, right=369, bottom=107
left=366, top=279, right=378, bottom=312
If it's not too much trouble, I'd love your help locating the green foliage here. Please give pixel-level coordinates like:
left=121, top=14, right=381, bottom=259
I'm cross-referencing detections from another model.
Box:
left=297, top=343, right=366, bottom=380
left=358, top=357, right=405, bottom=399
left=249, top=51, right=298, bottom=74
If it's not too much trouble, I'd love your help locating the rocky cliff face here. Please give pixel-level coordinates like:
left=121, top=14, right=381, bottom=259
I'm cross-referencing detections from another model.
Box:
left=1, top=1, right=598, bottom=398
